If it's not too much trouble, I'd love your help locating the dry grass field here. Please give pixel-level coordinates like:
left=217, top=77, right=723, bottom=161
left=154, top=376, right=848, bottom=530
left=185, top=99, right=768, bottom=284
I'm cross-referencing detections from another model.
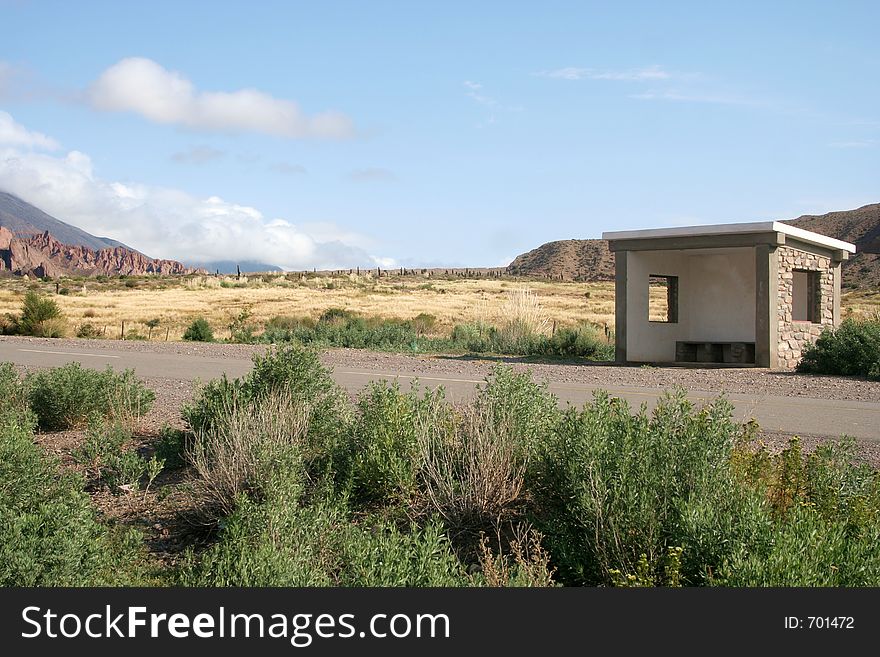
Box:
left=0, top=273, right=615, bottom=341
left=0, top=271, right=876, bottom=342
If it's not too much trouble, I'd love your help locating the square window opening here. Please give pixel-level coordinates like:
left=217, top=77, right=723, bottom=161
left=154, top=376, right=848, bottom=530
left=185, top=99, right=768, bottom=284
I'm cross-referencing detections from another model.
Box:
left=792, top=269, right=820, bottom=323
left=648, top=274, right=678, bottom=323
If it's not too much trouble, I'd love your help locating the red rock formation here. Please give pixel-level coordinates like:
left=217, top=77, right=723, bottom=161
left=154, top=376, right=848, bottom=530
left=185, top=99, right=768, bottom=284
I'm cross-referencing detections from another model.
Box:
left=0, top=228, right=199, bottom=277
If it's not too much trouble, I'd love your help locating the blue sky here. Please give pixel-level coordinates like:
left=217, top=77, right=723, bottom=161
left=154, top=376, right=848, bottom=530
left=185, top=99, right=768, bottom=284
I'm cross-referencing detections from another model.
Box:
left=1, top=0, right=878, bottom=268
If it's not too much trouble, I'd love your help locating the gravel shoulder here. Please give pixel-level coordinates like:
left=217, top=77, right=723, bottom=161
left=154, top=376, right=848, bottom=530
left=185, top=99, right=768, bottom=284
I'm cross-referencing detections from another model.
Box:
left=7, top=336, right=880, bottom=466
left=5, top=335, right=879, bottom=403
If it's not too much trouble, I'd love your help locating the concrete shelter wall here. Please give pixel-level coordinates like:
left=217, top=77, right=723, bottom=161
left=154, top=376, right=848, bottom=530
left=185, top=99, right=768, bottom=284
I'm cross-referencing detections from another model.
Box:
left=625, top=248, right=756, bottom=362
left=684, top=249, right=755, bottom=342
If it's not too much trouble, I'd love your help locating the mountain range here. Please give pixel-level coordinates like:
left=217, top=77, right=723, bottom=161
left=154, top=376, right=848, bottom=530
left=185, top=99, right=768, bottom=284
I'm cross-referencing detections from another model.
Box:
left=506, top=203, right=880, bottom=289
left=2, top=189, right=878, bottom=286
left=0, top=191, right=196, bottom=277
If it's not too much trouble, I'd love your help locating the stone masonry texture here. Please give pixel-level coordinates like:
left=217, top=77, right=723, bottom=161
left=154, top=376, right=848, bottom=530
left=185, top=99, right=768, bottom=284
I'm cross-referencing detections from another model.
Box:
left=775, top=246, right=835, bottom=369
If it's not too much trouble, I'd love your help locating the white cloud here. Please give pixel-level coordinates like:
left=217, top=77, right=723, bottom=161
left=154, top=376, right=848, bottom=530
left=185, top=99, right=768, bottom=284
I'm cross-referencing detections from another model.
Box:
left=87, top=57, right=355, bottom=139
left=0, top=111, right=59, bottom=150
left=0, top=116, right=391, bottom=270
left=537, top=65, right=672, bottom=81
left=171, top=145, right=226, bottom=164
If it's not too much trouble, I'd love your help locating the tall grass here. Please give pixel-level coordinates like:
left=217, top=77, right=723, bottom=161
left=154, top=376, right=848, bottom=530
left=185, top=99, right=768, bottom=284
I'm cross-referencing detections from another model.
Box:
left=258, top=305, right=613, bottom=360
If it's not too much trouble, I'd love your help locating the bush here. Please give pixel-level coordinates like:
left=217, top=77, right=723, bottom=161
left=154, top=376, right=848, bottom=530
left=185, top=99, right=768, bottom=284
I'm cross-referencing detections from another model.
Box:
left=544, top=323, right=615, bottom=360
left=187, top=391, right=317, bottom=521
left=183, top=346, right=352, bottom=494
left=349, top=382, right=448, bottom=507
left=721, top=436, right=880, bottom=586
left=416, top=368, right=558, bottom=537
left=76, top=322, right=100, bottom=338
left=183, top=317, right=214, bottom=342
left=797, top=316, right=880, bottom=379
left=529, top=390, right=767, bottom=586
left=411, top=313, right=437, bottom=335
left=12, top=290, right=66, bottom=337
left=0, top=417, right=144, bottom=585
left=179, top=494, right=468, bottom=587
left=26, top=363, right=155, bottom=431
left=0, top=363, right=34, bottom=428
left=72, top=419, right=163, bottom=493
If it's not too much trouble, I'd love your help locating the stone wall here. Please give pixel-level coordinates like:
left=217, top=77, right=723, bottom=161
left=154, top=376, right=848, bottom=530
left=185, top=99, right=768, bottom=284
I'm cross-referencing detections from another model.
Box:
left=776, top=246, right=835, bottom=369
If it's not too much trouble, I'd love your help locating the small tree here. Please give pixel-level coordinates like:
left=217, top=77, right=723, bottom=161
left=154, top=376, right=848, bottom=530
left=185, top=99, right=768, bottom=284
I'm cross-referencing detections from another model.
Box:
left=183, top=317, right=214, bottom=342
left=15, top=291, right=65, bottom=337
left=145, top=318, right=161, bottom=340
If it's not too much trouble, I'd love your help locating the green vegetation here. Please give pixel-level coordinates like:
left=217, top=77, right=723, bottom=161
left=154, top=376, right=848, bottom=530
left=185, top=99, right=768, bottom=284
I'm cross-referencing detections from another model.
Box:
left=1, top=346, right=878, bottom=587
left=258, top=309, right=614, bottom=360
left=183, top=317, right=214, bottom=342
left=25, top=362, right=155, bottom=431
left=175, top=347, right=880, bottom=587
left=0, top=367, right=145, bottom=585
left=2, top=290, right=67, bottom=337
left=72, top=419, right=163, bottom=494
left=797, top=315, right=880, bottom=379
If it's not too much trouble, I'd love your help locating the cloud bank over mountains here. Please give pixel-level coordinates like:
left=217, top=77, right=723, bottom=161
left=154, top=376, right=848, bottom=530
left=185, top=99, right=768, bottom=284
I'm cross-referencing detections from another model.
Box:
left=0, top=111, right=391, bottom=270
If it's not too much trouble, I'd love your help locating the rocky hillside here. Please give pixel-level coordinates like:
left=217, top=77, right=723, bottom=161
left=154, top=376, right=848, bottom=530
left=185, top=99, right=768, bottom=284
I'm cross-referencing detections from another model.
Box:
left=0, top=228, right=195, bottom=278
left=506, top=239, right=614, bottom=281
left=0, top=191, right=132, bottom=252
left=0, top=191, right=197, bottom=278
left=784, top=203, right=880, bottom=289
left=507, top=203, right=880, bottom=288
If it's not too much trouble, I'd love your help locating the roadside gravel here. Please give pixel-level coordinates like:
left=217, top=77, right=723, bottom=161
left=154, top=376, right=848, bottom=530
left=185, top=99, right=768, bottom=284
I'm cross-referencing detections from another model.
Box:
left=6, top=336, right=879, bottom=402
left=8, top=337, right=880, bottom=465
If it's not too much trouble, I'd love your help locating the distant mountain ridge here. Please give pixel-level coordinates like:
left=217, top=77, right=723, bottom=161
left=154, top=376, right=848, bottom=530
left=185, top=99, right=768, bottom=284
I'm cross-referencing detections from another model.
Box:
left=506, top=203, right=880, bottom=289
left=506, top=239, right=614, bottom=281
left=0, top=191, right=136, bottom=252
left=0, top=191, right=198, bottom=277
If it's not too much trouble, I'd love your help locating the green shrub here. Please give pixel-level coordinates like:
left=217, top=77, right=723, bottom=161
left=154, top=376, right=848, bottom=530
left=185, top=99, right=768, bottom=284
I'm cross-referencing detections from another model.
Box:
left=529, top=390, right=767, bottom=586
left=11, top=290, right=65, bottom=337
left=183, top=346, right=352, bottom=495
left=26, top=363, right=155, bottom=431
left=0, top=363, right=34, bottom=428
left=179, top=494, right=467, bottom=587
left=0, top=418, right=144, bottom=585
left=72, top=419, right=162, bottom=493
left=544, top=323, right=615, bottom=360
left=721, top=436, right=880, bottom=585
left=154, top=426, right=188, bottom=469
left=183, top=317, right=214, bottom=342
left=349, top=382, right=447, bottom=507
left=411, top=313, right=438, bottom=335
left=416, top=368, right=558, bottom=535
left=797, top=316, right=880, bottom=378
left=716, top=506, right=880, bottom=586
left=187, top=391, right=317, bottom=521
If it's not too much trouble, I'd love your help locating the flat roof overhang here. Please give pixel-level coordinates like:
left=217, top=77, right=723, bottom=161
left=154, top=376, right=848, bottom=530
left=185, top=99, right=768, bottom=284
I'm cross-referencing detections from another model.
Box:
left=603, top=221, right=856, bottom=260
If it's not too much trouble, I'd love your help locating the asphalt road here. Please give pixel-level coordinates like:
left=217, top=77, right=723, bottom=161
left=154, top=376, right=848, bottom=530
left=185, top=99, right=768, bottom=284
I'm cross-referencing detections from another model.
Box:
left=1, top=341, right=878, bottom=440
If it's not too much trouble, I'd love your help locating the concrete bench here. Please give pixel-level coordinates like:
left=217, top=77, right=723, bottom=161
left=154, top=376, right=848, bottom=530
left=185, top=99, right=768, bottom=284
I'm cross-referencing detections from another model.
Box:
left=675, top=341, right=756, bottom=365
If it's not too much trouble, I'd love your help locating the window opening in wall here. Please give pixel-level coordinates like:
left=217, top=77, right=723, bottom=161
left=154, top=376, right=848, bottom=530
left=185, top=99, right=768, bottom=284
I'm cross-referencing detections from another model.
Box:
left=792, top=269, right=819, bottom=323
left=648, top=274, right=678, bottom=323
